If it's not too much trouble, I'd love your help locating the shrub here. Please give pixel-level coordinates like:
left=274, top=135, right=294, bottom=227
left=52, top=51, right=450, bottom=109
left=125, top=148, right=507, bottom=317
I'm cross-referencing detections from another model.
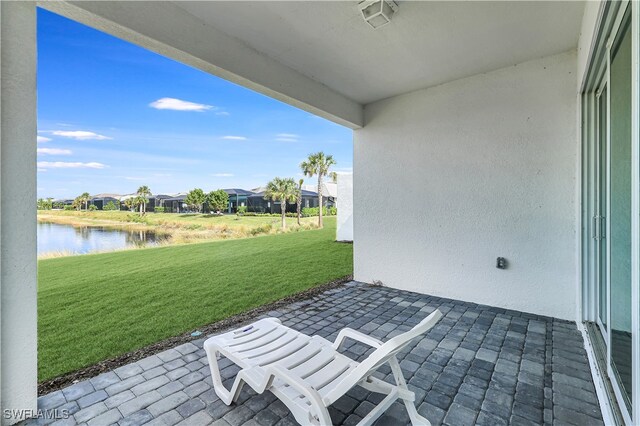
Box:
left=241, top=212, right=278, bottom=217
left=126, top=214, right=149, bottom=224
left=301, top=207, right=314, bottom=217
left=250, top=223, right=273, bottom=235
left=154, top=206, right=165, bottom=213
left=301, top=207, right=337, bottom=217
left=63, top=205, right=74, bottom=211
left=103, top=201, right=119, bottom=211
left=237, top=206, right=247, bottom=215
left=88, top=205, right=98, bottom=211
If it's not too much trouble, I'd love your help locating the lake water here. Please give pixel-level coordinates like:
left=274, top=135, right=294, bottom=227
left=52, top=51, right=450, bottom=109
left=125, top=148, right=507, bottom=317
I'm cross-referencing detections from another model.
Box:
left=38, top=222, right=168, bottom=256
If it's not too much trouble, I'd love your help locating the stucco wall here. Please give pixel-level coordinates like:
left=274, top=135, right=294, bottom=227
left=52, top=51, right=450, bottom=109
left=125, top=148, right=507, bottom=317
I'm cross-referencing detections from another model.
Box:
left=336, top=173, right=353, bottom=242
left=576, top=1, right=602, bottom=90
left=354, top=50, right=578, bottom=320
left=1, top=1, right=38, bottom=422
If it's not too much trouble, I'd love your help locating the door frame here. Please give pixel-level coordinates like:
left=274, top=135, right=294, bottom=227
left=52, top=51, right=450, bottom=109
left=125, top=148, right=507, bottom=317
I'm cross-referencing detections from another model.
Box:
left=581, top=1, right=637, bottom=423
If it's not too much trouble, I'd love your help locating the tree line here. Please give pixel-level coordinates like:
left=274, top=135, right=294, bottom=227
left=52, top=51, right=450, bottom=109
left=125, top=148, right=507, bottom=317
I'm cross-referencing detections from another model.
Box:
left=183, top=189, right=229, bottom=214
left=38, top=151, right=338, bottom=231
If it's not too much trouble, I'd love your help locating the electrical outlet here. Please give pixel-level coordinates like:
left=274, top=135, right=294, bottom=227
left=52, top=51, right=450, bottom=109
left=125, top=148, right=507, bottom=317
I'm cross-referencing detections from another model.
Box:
left=496, top=257, right=507, bottom=269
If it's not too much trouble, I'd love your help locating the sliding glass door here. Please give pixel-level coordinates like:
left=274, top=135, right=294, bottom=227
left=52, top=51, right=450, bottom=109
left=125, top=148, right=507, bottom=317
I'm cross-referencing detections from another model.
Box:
left=596, top=83, right=608, bottom=341
left=583, top=2, right=636, bottom=422
left=609, top=7, right=633, bottom=411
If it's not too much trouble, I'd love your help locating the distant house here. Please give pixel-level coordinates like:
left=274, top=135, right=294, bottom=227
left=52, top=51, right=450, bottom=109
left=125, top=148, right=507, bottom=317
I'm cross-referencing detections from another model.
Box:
left=155, top=189, right=257, bottom=213
left=301, top=182, right=337, bottom=208
left=152, top=194, right=174, bottom=212
left=161, top=193, right=188, bottom=213
left=52, top=198, right=74, bottom=208
left=247, top=189, right=320, bottom=214
left=49, top=186, right=333, bottom=213
left=89, top=193, right=121, bottom=210
left=223, top=188, right=254, bottom=213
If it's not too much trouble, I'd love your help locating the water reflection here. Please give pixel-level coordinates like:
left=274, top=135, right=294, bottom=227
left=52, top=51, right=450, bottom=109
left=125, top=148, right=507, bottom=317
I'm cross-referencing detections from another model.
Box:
left=38, top=222, right=168, bottom=255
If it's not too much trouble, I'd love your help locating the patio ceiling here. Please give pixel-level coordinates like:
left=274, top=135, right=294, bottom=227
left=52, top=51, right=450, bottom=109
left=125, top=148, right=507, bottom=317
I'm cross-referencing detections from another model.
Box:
left=174, top=1, right=586, bottom=105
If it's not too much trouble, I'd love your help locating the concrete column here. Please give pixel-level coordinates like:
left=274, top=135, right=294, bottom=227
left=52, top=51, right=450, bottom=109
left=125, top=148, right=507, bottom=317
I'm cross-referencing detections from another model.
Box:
left=1, top=2, right=38, bottom=424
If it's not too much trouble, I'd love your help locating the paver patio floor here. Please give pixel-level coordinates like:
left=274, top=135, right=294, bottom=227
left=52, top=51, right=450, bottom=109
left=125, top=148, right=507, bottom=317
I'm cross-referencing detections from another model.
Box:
left=30, top=282, right=603, bottom=426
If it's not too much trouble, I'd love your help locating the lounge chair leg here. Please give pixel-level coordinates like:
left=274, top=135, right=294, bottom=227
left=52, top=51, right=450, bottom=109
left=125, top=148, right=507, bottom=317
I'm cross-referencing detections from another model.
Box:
left=356, top=389, right=399, bottom=426
left=206, top=348, right=245, bottom=405
left=389, top=357, right=431, bottom=426
left=304, top=405, right=332, bottom=426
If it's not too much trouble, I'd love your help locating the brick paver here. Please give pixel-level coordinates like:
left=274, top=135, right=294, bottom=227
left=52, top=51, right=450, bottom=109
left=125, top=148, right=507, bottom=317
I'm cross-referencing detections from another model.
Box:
left=25, top=282, right=604, bottom=425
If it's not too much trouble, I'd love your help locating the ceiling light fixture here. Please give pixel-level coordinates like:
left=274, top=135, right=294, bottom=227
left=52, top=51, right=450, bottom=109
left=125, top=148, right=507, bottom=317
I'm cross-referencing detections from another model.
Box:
left=359, top=0, right=399, bottom=29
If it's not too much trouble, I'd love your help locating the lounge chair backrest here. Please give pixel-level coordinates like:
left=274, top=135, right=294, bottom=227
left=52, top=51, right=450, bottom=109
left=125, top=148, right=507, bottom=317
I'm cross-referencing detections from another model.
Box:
left=324, top=309, right=443, bottom=403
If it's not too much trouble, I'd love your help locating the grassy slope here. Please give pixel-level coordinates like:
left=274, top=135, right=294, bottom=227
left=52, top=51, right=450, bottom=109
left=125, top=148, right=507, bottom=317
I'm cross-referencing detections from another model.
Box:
left=38, top=218, right=352, bottom=381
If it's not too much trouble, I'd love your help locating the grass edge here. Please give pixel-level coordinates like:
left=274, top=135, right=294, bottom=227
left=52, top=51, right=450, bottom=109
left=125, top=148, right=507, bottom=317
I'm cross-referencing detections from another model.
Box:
left=38, top=274, right=355, bottom=395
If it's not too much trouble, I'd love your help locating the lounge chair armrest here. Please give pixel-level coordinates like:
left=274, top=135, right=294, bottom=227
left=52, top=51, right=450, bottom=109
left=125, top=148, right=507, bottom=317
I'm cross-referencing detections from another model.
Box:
left=333, top=328, right=384, bottom=351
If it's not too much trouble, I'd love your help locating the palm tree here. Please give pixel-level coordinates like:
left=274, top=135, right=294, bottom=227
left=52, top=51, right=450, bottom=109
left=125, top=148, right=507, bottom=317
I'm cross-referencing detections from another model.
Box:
left=296, top=179, right=304, bottom=226
left=300, top=152, right=336, bottom=228
left=80, top=192, right=91, bottom=210
left=264, top=177, right=297, bottom=230
left=72, top=196, right=82, bottom=211
left=136, top=186, right=151, bottom=215
left=124, top=196, right=138, bottom=212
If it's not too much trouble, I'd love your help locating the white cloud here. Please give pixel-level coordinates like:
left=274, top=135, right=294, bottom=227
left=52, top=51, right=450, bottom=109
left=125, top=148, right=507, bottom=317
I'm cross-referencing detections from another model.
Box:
left=37, top=136, right=52, bottom=143
left=37, top=161, right=107, bottom=169
left=52, top=130, right=112, bottom=140
left=124, top=176, right=145, bottom=181
left=38, top=168, right=47, bottom=173
left=211, top=173, right=234, bottom=177
left=221, top=136, right=247, bottom=141
left=215, top=111, right=230, bottom=116
left=276, top=133, right=299, bottom=142
left=149, top=97, right=213, bottom=112
left=37, top=148, right=72, bottom=156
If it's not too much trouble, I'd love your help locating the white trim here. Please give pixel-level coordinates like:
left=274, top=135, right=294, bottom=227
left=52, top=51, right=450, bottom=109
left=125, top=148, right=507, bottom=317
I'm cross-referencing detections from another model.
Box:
left=578, top=321, right=617, bottom=426
left=630, top=0, right=640, bottom=421
left=605, top=32, right=614, bottom=413
left=576, top=87, right=583, bottom=324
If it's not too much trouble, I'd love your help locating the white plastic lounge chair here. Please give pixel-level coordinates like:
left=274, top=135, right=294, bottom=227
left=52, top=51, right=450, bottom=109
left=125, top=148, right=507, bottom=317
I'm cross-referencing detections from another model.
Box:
left=204, top=309, right=443, bottom=426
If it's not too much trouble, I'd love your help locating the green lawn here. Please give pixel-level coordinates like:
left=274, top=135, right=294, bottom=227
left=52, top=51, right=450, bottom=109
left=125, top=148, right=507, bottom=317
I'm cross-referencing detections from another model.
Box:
left=38, top=218, right=352, bottom=381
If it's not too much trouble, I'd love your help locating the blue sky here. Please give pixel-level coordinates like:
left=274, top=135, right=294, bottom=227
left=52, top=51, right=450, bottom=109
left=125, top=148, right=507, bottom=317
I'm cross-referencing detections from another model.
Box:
left=36, top=8, right=352, bottom=199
